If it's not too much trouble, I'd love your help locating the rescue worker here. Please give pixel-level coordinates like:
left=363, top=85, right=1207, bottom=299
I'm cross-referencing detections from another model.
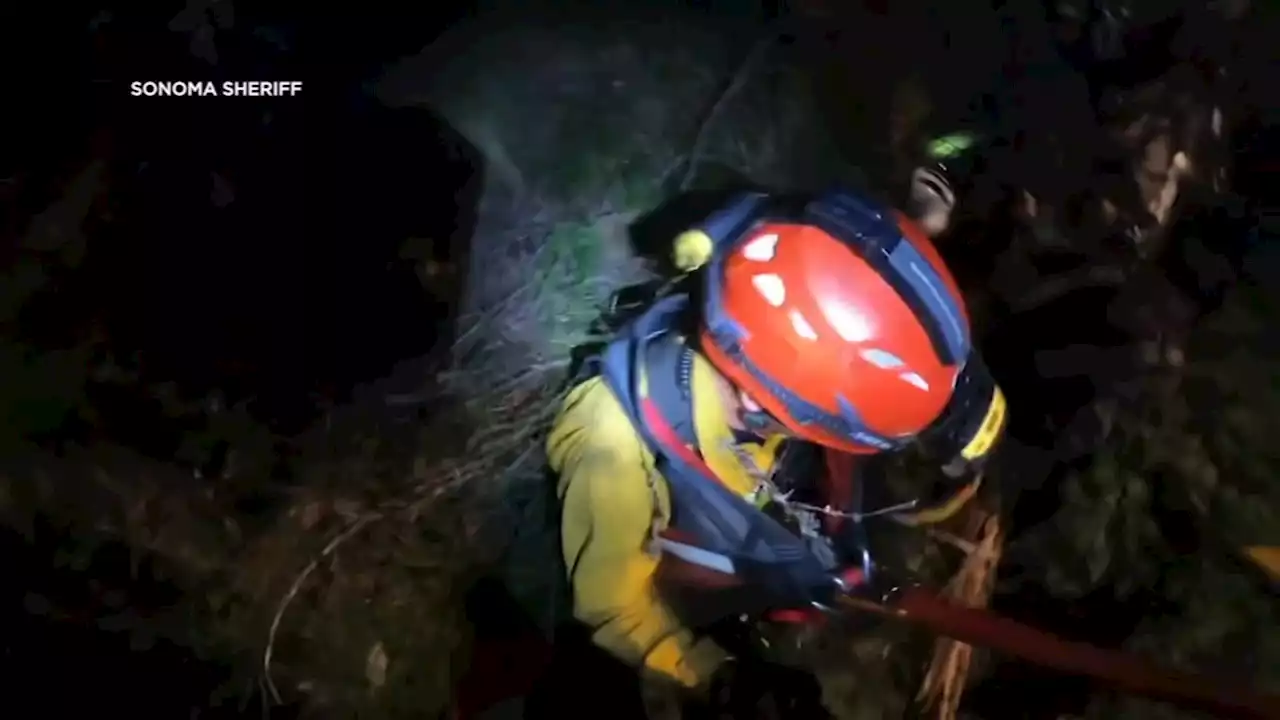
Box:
left=544, top=164, right=1009, bottom=713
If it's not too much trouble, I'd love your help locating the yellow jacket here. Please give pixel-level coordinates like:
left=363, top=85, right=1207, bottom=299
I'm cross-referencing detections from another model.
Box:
left=546, top=347, right=786, bottom=689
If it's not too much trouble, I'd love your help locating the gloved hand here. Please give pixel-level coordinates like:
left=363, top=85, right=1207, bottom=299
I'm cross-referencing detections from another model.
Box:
left=893, top=472, right=984, bottom=527
left=684, top=655, right=831, bottom=720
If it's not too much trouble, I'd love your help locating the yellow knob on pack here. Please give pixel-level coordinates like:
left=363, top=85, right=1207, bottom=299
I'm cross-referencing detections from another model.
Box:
left=672, top=229, right=714, bottom=272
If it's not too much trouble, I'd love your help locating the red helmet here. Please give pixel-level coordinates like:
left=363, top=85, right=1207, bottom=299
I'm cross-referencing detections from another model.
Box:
left=699, top=191, right=973, bottom=455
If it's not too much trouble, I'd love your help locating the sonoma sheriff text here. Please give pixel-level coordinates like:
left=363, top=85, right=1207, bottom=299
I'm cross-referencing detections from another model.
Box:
left=129, top=81, right=303, bottom=97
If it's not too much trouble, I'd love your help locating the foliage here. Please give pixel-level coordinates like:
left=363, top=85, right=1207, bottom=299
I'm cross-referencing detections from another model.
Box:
left=1007, top=262, right=1280, bottom=718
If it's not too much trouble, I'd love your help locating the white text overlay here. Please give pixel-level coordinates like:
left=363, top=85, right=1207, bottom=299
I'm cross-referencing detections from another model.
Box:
left=129, top=81, right=303, bottom=97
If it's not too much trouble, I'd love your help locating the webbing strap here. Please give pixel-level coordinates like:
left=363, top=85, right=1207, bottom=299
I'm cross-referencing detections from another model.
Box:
left=639, top=396, right=719, bottom=486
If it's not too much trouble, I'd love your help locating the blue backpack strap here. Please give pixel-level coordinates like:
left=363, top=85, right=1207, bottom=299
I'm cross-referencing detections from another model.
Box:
left=599, top=296, right=750, bottom=540
left=597, top=294, right=840, bottom=606
left=641, top=332, right=698, bottom=449
left=598, top=295, right=692, bottom=408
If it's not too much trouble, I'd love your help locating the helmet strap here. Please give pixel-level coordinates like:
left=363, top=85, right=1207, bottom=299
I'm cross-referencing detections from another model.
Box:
left=741, top=408, right=778, bottom=436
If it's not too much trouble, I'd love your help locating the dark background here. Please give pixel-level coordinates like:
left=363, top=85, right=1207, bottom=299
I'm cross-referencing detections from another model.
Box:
left=3, top=7, right=479, bottom=717
left=1, top=2, right=1275, bottom=718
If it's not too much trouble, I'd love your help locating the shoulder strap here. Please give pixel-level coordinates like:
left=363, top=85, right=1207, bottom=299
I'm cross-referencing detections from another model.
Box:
left=641, top=333, right=698, bottom=450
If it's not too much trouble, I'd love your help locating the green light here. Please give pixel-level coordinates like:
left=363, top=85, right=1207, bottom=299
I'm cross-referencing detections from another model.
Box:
left=927, top=132, right=976, bottom=160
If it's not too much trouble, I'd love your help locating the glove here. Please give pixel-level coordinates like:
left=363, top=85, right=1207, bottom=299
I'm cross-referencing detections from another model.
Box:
left=684, top=655, right=831, bottom=720
left=893, top=473, right=984, bottom=527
